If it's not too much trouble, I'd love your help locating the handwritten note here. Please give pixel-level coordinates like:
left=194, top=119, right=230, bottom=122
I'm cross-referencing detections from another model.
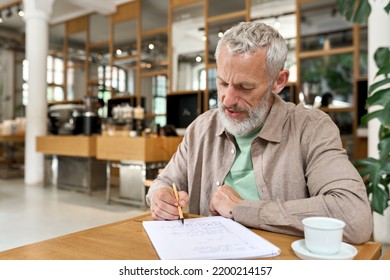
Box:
left=142, top=216, right=281, bottom=259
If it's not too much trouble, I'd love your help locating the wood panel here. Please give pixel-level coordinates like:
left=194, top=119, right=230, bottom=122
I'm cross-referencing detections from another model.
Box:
left=170, top=0, right=201, bottom=9
left=96, top=136, right=182, bottom=162
left=36, top=136, right=97, bottom=157
left=66, top=15, right=89, bottom=35
left=0, top=135, right=24, bottom=143
left=112, top=1, right=140, bottom=23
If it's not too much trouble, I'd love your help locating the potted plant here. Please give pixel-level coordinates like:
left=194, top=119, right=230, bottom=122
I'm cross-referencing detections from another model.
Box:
left=336, top=0, right=390, bottom=215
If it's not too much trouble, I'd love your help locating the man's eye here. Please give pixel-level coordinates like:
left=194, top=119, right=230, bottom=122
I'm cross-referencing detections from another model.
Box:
left=240, top=85, right=254, bottom=91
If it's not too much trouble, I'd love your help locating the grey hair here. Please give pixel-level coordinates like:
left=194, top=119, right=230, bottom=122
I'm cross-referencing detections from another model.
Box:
left=215, top=21, right=288, bottom=80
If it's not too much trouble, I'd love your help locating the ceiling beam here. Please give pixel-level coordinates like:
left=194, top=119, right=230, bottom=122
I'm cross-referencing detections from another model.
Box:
left=66, top=0, right=116, bottom=15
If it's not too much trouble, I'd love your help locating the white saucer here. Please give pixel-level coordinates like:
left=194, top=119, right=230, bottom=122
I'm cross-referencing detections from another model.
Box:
left=291, top=239, right=357, bottom=260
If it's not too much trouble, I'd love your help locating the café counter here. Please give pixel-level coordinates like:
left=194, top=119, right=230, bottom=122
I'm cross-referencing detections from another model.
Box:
left=36, top=135, right=183, bottom=205
left=95, top=135, right=183, bottom=207
left=36, top=135, right=105, bottom=194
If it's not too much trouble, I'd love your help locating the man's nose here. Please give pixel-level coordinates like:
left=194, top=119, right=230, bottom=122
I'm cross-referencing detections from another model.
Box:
left=223, top=86, right=239, bottom=107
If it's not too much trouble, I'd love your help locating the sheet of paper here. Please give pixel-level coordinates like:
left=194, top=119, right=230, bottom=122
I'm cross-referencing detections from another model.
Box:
left=142, top=216, right=281, bottom=260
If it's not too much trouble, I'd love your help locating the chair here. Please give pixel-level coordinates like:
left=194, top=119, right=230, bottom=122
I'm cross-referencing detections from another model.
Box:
left=144, top=168, right=164, bottom=189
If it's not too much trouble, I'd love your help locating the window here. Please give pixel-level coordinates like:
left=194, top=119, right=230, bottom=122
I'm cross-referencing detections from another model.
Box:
left=153, top=75, right=167, bottom=126
left=47, top=55, right=65, bottom=101
left=111, top=66, right=128, bottom=94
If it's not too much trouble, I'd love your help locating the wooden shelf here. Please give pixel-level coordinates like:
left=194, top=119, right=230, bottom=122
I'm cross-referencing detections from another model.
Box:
left=298, top=46, right=355, bottom=59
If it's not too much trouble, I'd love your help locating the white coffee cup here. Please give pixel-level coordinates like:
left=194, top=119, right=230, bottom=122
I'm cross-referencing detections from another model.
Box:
left=302, top=217, right=345, bottom=255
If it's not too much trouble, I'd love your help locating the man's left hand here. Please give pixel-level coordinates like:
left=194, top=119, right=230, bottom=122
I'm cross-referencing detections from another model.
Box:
left=209, top=185, right=242, bottom=219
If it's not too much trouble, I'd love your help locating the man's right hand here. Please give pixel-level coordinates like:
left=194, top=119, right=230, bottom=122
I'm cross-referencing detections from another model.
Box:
left=150, top=187, right=189, bottom=221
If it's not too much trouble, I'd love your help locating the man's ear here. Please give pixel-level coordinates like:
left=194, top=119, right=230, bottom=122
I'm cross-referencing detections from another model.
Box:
left=271, top=70, right=290, bottom=94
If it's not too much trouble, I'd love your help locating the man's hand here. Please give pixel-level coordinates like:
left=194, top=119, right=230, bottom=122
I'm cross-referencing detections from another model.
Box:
left=209, top=185, right=243, bottom=219
left=150, top=187, right=189, bottom=221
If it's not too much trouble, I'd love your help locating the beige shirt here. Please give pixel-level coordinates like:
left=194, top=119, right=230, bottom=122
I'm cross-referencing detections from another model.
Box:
left=147, top=95, right=373, bottom=244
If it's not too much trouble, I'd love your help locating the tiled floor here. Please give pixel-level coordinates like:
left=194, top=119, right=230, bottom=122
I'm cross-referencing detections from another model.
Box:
left=0, top=178, right=149, bottom=252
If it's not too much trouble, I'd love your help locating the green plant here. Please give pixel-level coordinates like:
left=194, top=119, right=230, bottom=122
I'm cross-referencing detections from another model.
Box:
left=336, top=0, right=390, bottom=214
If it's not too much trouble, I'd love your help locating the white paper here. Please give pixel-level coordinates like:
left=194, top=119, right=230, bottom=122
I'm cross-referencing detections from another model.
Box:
left=142, top=216, right=281, bottom=260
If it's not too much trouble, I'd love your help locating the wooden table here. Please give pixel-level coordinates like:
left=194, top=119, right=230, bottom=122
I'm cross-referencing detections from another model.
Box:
left=0, top=214, right=381, bottom=260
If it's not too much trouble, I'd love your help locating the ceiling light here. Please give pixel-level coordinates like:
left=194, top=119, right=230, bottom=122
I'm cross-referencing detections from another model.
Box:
left=17, top=4, right=24, bottom=17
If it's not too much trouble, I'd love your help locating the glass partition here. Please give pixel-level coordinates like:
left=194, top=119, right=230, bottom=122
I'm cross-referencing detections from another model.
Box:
left=208, top=0, right=245, bottom=17
left=300, top=53, right=354, bottom=107
left=141, top=32, right=168, bottom=72
left=112, top=19, right=138, bottom=95
left=299, top=0, right=353, bottom=52
left=89, top=14, right=110, bottom=99
left=171, top=2, right=205, bottom=92
left=141, top=75, right=167, bottom=127
left=113, top=19, right=138, bottom=61
left=358, top=25, right=368, bottom=77
left=206, top=16, right=246, bottom=65
left=251, top=0, right=297, bottom=82
left=141, top=0, right=168, bottom=127
left=141, top=0, right=168, bottom=31
left=48, top=23, right=66, bottom=102
left=66, top=30, right=87, bottom=100
left=208, top=67, right=217, bottom=109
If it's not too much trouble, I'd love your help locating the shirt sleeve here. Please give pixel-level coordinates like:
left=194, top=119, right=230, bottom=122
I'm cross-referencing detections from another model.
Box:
left=146, top=135, right=189, bottom=206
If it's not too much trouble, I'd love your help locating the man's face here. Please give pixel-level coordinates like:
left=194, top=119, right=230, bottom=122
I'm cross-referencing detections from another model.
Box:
left=216, top=45, right=274, bottom=136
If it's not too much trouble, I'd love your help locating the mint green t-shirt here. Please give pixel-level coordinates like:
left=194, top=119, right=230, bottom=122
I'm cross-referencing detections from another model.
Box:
left=224, top=128, right=261, bottom=200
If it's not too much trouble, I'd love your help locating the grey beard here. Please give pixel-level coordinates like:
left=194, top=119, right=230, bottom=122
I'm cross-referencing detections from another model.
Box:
left=218, top=91, right=272, bottom=136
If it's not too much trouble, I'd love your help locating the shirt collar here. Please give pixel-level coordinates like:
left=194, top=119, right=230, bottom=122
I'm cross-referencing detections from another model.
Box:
left=259, top=94, right=288, bottom=143
left=216, top=95, right=288, bottom=143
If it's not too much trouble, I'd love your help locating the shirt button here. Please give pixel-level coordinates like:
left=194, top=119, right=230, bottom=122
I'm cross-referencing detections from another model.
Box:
left=216, top=181, right=221, bottom=186
left=230, top=148, right=235, bottom=154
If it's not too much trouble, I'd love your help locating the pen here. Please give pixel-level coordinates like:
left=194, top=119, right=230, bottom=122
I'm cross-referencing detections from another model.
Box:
left=172, top=182, right=184, bottom=224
